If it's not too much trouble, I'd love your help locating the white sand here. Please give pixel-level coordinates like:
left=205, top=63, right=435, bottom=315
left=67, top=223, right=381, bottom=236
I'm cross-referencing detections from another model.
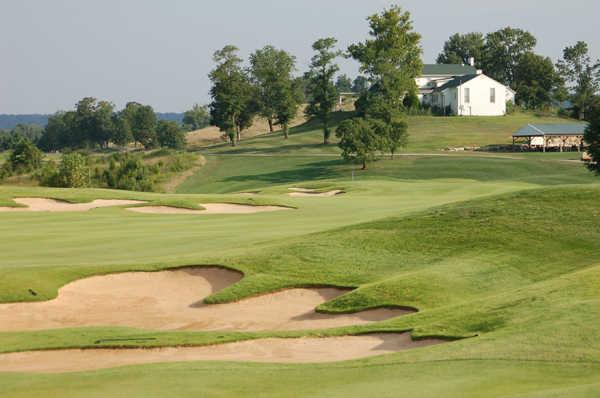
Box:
left=0, top=198, right=146, bottom=212
left=0, top=334, right=445, bottom=373
left=0, top=267, right=411, bottom=332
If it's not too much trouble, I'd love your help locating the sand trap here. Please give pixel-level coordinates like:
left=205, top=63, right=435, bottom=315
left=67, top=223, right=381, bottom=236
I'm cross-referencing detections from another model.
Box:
left=0, top=334, right=445, bottom=373
left=127, top=203, right=290, bottom=215
left=0, top=268, right=411, bottom=332
left=288, top=188, right=344, bottom=197
left=0, top=198, right=146, bottom=212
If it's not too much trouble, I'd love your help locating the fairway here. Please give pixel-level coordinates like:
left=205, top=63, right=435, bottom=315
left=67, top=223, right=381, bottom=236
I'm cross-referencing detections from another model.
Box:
left=1, top=113, right=599, bottom=398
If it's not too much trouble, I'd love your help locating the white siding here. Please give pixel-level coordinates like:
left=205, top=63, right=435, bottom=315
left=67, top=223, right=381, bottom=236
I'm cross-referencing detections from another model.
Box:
left=456, top=75, right=509, bottom=116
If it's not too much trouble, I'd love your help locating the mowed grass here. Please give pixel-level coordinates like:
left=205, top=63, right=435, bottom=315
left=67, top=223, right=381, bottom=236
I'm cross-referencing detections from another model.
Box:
left=1, top=186, right=600, bottom=397
left=196, top=110, right=577, bottom=157
left=1, top=113, right=599, bottom=397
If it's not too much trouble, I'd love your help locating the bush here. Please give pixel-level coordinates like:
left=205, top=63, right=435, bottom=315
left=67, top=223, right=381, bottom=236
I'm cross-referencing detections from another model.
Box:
left=7, top=139, right=42, bottom=174
left=35, top=161, right=59, bottom=186
left=55, top=153, right=91, bottom=187
left=37, top=153, right=91, bottom=188
left=506, top=101, right=516, bottom=115
left=101, top=153, right=157, bottom=192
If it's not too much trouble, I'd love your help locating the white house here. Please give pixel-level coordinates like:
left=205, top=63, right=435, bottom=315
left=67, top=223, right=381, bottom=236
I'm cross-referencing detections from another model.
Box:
left=416, top=61, right=515, bottom=116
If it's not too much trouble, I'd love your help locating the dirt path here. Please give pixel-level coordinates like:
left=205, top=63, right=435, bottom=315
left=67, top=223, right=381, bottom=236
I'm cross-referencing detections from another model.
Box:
left=0, top=334, right=445, bottom=373
left=0, top=267, right=411, bottom=332
left=0, top=198, right=146, bottom=212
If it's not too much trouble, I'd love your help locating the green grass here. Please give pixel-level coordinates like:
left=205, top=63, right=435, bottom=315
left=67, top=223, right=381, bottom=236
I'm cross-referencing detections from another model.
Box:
left=197, top=111, right=576, bottom=156
left=1, top=112, right=599, bottom=397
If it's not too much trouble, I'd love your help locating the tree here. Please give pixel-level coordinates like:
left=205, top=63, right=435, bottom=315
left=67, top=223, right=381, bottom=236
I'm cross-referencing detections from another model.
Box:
left=372, top=117, right=407, bottom=159
left=93, top=100, right=116, bottom=148
left=157, top=120, right=186, bottom=149
left=352, top=76, right=369, bottom=93
left=8, top=138, right=42, bottom=173
left=514, top=53, right=564, bottom=109
left=348, top=5, right=422, bottom=118
left=557, top=41, right=600, bottom=120
left=209, top=45, right=255, bottom=146
left=183, top=104, right=210, bottom=131
left=437, top=32, right=485, bottom=67
left=584, top=98, right=600, bottom=174
left=305, top=37, right=340, bottom=144
left=122, top=102, right=157, bottom=149
left=38, top=111, right=76, bottom=151
left=111, top=113, right=133, bottom=147
left=482, top=27, right=537, bottom=87
left=274, top=77, right=303, bottom=139
left=54, top=152, right=91, bottom=188
left=336, top=118, right=383, bottom=170
left=249, top=46, right=297, bottom=134
left=335, top=74, right=353, bottom=92
left=345, top=5, right=419, bottom=163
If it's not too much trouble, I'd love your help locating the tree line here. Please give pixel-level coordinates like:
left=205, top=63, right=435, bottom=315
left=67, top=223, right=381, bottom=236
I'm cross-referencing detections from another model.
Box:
left=437, top=30, right=600, bottom=119
left=38, top=98, right=188, bottom=151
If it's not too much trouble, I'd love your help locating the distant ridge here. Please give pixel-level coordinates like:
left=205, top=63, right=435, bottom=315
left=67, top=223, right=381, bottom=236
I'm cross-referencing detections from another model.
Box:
left=0, top=113, right=185, bottom=130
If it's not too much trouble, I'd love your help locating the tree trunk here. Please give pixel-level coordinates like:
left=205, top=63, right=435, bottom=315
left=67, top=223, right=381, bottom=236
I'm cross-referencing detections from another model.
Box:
left=323, top=122, right=330, bottom=145
left=236, top=126, right=241, bottom=143
left=268, top=118, right=274, bottom=133
left=283, top=123, right=289, bottom=139
left=362, top=159, right=367, bottom=170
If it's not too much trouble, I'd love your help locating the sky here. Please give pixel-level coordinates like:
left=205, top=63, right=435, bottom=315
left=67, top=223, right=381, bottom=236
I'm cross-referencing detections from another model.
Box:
left=1, top=0, right=598, bottom=114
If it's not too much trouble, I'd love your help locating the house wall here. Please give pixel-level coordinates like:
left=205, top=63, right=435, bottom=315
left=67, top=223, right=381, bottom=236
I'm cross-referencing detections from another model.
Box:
left=456, top=75, right=509, bottom=116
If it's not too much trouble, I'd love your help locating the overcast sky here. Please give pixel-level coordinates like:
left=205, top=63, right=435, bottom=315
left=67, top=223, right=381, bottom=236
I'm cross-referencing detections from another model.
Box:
left=1, top=0, right=598, bottom=114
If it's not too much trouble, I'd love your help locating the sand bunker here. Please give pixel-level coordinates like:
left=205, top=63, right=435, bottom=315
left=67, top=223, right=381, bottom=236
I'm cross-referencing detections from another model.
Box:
left=0, top=268, right=411, bottom=332
left=127, top=203, right=290, bottom=215
left=0, top=334, right=445, bottom=373
left=0, top=198, right=146, bottom=212
left=288, top=188, right=344, bottom=197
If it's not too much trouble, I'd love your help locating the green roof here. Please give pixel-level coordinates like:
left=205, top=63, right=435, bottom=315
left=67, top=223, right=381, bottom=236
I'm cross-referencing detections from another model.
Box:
left=512, top=124, right=588, bottom=137
left=422, top=64, right=477, bottom=76
left=436, top=74, right=480, bottom=90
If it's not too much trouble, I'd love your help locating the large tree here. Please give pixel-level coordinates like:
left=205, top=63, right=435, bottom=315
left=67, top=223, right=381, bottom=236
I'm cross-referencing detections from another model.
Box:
left=437, top=32, right=485, bottom=67
left=274, top=78, right=303, bottom=139
left=122, top=102, right=157, bottom=149
left=557, top=41, right=600, bottom=120
left=346, top=5, right=419, bottom=165
left=348, top=5, right=422, bottom=118
left=584, top=98, right=600, bottom=174
left=209, top=45, right=255, bottom=146
left=305, top=37, right=340, bottom=144
left=514, top=53, right=564, bottom=109
left=249, top=46, right=297, bottom=134
left=482, top=27, right=537, bottom=87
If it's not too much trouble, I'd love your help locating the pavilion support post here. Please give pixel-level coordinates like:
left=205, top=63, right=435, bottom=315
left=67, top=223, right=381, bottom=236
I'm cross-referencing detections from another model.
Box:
left=543, top=136, right=546, bottom=153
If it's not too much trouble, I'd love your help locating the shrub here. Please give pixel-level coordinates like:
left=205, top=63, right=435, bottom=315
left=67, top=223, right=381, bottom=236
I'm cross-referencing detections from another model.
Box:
left=55, top=153, right=91, bottom=188
left=7, top=139, right=43, bottom=174
left=102, top=153, right=157, bottom=192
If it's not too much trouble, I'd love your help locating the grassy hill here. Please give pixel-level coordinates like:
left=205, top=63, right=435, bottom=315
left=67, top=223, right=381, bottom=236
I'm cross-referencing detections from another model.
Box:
left=0, top=112, right=599, bottom=397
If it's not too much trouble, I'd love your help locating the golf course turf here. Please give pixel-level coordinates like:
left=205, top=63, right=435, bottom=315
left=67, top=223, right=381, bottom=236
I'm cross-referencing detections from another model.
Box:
left=0, top=112, right=599, bottom=397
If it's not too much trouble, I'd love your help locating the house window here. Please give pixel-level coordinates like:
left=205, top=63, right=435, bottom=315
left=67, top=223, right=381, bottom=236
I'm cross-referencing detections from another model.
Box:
left=464, top=88, right=470, bottom=104
left=490, top=88, right=496, bottom=103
